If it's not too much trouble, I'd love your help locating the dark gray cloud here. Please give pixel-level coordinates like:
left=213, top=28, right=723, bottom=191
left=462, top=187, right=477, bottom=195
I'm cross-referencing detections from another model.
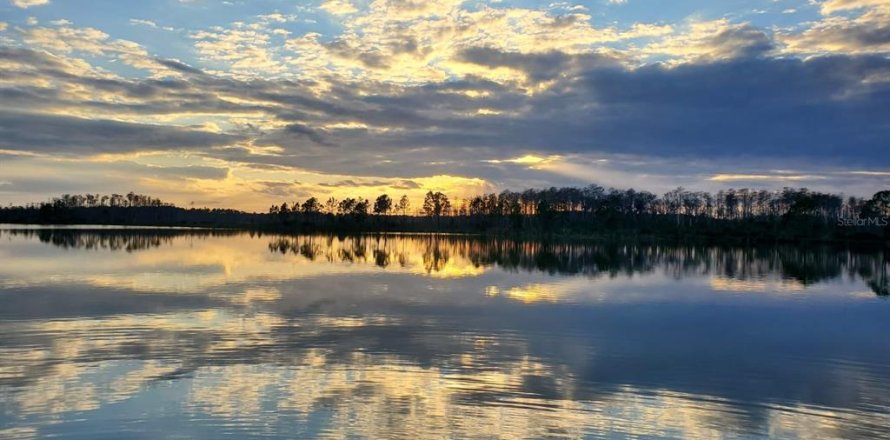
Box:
left=541, top=55, right=890, bottom=161
left=317, top=179, right=420, bottom=188
left=457, top=47, right=619, bottom=81
left=707, top=23, right=774, bottom=59
left=138, top=164, right=230, bottom=180
left=253, top=181, right=314, bottom=198
left=324, top=38, right=392, bottom=69
left=154, top=57, right=206, bottom=75
left=0, top=111, right=242, bottom=154
left=458, top=47, right=574, bottom=81
left=282, top=123, right=334, bottom=146
left=783, top=14, right=890, bottom=54
left=849, top=22, right=890, bottom=47
left=304, top=54, right=890, bottom=170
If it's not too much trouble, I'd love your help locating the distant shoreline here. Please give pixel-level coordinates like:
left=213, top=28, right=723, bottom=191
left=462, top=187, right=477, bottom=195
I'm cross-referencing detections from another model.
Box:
left=2, top=187, right=888, bottom=245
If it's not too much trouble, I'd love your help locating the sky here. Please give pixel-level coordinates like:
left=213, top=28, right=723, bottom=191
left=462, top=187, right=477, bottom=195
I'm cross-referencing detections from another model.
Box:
left=0, top=0, right=888, bottom=211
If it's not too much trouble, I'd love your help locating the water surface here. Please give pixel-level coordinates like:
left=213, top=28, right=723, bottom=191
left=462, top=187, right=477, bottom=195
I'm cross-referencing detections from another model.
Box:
left=1, top=228, right=889, bottom=439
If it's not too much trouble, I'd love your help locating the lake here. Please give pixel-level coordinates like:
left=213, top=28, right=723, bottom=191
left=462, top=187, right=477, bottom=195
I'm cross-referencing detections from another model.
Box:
left=1, top=227, right=889, bottom=439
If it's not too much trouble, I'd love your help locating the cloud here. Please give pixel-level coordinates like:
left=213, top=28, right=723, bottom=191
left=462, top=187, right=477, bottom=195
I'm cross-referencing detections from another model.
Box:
left=643, top=20, right=774, bottom=62
left=154, top=58, right=205, bottom=75
left=708, top=174, right=825, bottom=182
left=486, top=154, right=562, bottom=166
left=318, top=179, right=410, bottom=188
left=456, top=47, right=620, bottom=82
left=0, top=5, right=888, bottom=205
left=18, top=41, right=890, bottom=177
left=0, top=111, right=242, bottom=154
left=138, top=164, right=230, bottom=180
left=3, top=23, right=889, bottom=175
left=319, top=0, right=358, bottom=15
left=780, top=2, right=890, bottom=55
left=515, top=56, right=889, bottom=163
left=129, top=19, right=159, bottom=28
left=819, top=0, right=889, bottom=14
left=279, top=3, right=670, bottom=84
left=10, top=0, right=49, bottom=9
left=190, top=22, right=288, bottom=77
left=128, top=18, right=176, bottom=32
left=280, top=123, right=333, bottom=146
left=17, top=23, right=191, bottom=77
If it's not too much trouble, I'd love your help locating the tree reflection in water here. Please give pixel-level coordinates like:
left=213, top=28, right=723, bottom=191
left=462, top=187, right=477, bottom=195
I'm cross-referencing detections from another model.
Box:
left=2, top=228, right=890, bottom=439
left=266, top=234, right=890, bottom=297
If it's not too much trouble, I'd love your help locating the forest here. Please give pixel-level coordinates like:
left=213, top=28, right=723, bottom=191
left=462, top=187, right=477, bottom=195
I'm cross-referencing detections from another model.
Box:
left=1, top=187, right=888, bottom=243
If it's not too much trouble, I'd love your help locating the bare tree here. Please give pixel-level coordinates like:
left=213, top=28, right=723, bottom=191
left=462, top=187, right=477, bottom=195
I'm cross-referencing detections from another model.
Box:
left=397, top=195, right=410, bottom=215
left=325, top=197, right=338, bottom=214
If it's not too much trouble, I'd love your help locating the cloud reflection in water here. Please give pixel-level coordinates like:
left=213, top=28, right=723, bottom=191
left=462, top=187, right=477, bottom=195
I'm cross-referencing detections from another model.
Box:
left=1, top=229, right=889, bottom=439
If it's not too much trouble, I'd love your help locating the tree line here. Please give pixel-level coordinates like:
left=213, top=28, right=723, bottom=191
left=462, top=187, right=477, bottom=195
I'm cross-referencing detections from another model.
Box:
left=265, top=187, right=889, bottom=221
left=1, top=187, right=888, bottom=243
left=32, top=192, right=171, bottom=209
left=269, top=193, right=432, bottom=217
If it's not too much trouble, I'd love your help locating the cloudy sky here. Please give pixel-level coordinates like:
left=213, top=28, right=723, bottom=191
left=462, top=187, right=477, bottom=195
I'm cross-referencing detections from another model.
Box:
left=0, top=0, right=888, bottom=211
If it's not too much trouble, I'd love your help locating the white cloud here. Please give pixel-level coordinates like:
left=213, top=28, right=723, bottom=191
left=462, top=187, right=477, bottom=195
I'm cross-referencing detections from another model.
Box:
left=779, top=0, right=890, bottom=55
left=319, top=0, right=358, bottom=15
left=129, top=19, right=159, bottom=28
left=19, top=23, right=188, bottom=77
left=191, top=22, right=287, bottom=77
left=280, top=2, right=671, bottom=85
left=820, top=0, right=889, bottom=14
left=10, top=0, right=49, bottom=8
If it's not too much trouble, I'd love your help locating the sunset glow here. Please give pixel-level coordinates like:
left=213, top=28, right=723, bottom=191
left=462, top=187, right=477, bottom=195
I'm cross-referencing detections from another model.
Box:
left=1, top=0, right=888, bottom=210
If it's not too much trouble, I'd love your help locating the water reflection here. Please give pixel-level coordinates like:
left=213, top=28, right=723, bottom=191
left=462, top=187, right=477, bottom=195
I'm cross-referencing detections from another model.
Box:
left=3, top=227, right=239, bottom=252
left=269, top=235, right=890, bottom=294
left=1, top=228, right=889, bottom=439
left=5, top=228, right=887, bottom=296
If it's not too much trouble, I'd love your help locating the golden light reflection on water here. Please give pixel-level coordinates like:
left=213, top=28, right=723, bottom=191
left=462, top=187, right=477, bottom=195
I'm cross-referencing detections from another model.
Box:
left=486, top=284, right=562, bottom=303
left=710, top=277, right=807, bottom=294
left=2, top=230, right=890, bottom=438
left=2, top=229, right=886, bottom=302
left=0, top=233, right=494, bottom=293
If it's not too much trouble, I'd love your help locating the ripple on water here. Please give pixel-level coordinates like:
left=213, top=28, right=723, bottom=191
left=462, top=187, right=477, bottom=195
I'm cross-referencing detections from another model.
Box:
left=2, top=232, right=890, bottom=439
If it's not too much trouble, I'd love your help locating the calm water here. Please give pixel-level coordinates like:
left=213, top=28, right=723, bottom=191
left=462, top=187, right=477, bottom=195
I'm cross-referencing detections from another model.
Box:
left=1, top=228, right=889, bottom=439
